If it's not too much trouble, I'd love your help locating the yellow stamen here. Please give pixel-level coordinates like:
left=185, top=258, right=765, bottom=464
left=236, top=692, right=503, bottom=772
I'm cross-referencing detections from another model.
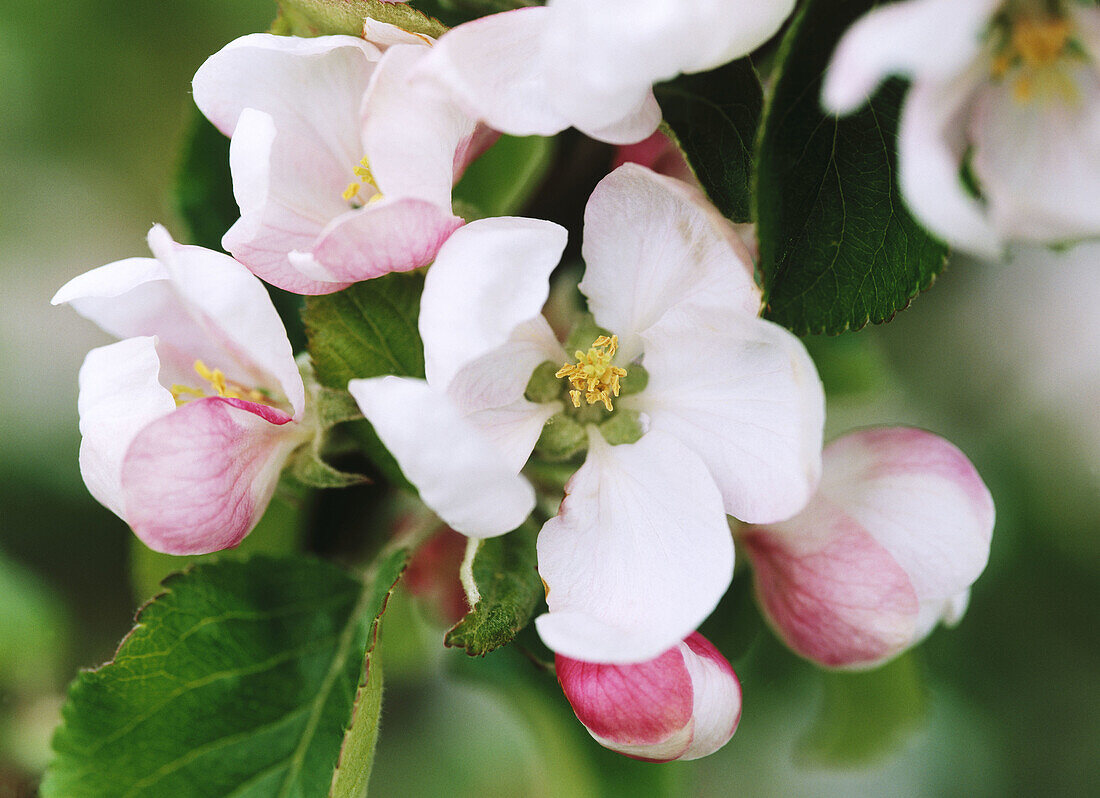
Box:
left=170, top=360, right=271, bottom=406
left=556, top=334, right=628, bottom=412
left=343, top=155, right=382, bottom=206
left=991, top=15, right=1080, bottom=104
left=1013, top=18, right=1072, bottom=69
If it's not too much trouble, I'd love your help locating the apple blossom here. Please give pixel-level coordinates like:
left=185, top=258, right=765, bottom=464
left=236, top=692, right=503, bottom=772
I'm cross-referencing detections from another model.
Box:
left=52, top=225, right=310, bottom=555
left=191, top=24, right=491, bottom=295
left=349, top=163, right=825, bottom=663
left=417, top=0, right=796, bottom=144
left=556, top=632, right=742, bottom=762
left=823, top=0, right=1100, bottom=256
left=740, top=427, right=995, bottom=669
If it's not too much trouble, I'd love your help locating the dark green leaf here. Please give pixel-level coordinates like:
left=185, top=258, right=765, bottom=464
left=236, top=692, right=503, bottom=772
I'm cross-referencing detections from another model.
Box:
left=656, top=58, right=763, bottom=223
left=174, top=110, right=307, bottom=351
left=755, top=0, right=948, bottom=335
left=277, top=0, right=448, bottom=37
left=797, top=652, right=928, bottom=766
left=44, top=553, right=408, bottom=798
left=303, top=272, right=425, bottom=488
left=445, top=522, right=541, bottom=656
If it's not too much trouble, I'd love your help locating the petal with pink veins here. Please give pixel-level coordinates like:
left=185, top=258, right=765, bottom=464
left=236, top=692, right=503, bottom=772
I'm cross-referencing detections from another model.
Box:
left=120, top=396, right=301, bottom=555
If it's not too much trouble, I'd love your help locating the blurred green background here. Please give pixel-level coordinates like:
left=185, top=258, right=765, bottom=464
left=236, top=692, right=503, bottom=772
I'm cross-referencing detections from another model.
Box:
left=1, top=1, right=1098, bottom=795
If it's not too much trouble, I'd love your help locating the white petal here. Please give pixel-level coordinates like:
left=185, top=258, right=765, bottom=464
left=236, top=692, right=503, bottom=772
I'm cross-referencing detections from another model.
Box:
left=146, top=226, right=304, bottom=417
left=677, top=633, right=742, bottom=761
left=535, top=431, right=734, bottom=663
left=420, top=217, right=567, bottom=390
left=580, top=164, right=760, bottom=359
left=970, top=69, right=1100, bottom=244
left=465, top=399, right=561, bottom=473
left=633, top=307, right=824, bottom=524
left=544, top=0, right=791, bottom=138
left=364, top=44, right=478, bottom=208
left=348, top=377, right=535, bottom=537
left=822, top=0, right=1000, bottom=113
left=899, top=74, right=1004, bottom=257
left=819, top=428, right=994, bottom=605
left=417, top=7, right=572, bottom=137
left=76, top=338, right=176, bottom=518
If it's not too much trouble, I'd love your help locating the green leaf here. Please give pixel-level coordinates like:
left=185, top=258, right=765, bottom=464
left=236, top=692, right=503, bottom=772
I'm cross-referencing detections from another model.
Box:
left=277, top=0, right=447, bottom=37
left=797, top=652, right=928, bottom=766
left=754, top=0, right=949, bottom=335
left=453, top=134, right=556, bottom=218
left=303, top=273, right=425, bottom=488
left=174, top=110, right=307, bottom=351
left=44, top=552, right=408, bottom=798
left=445, top=522, right=542, bottom=656
left=656, top=58, right=763, bottom=224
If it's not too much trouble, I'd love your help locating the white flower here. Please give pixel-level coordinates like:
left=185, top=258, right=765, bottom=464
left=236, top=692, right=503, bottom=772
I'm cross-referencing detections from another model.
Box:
left=740, top=427, right=995, bottom=669
left=52, top=226, right=308, bottom=554
left=823, top=0, right=1100, bottom=256
left=418, top=0, right=795, bottom=144
left=192, top=25, right=490, bottom=294
left=349, top=164, right=824, bottom=662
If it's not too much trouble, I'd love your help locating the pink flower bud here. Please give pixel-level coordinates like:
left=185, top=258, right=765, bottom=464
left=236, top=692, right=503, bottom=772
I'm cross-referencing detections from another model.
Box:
left=742, top=428, right=994, bottom=669
left=556, top=632, right=741, bottom=762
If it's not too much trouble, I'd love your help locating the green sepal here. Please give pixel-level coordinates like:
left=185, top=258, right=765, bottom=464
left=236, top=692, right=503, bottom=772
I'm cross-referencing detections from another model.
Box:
left=444, top=521, right=542, bottom=656
left=276, top=0, right=447, bottom=38
left=525, top=361, right=563, bottom=404
left=619, top=362, right=648, bottom=396
left=754, top=0, right=949, bottom=335
left=533, top=413, right=587, bottom=461
left=598, top=410, right=643, bottom=446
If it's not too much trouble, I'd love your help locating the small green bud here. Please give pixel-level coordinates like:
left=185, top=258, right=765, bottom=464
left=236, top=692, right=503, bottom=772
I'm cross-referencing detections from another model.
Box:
left=534, top=413, right=588, bottom=461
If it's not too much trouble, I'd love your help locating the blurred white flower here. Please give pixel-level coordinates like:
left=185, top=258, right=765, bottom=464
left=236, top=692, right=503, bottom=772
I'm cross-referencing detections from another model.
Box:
left=824, top=0, right=1100, bottom=256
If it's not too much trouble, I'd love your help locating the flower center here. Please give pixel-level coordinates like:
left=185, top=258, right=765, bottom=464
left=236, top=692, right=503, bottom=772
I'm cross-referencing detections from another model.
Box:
left=170, top=360, right=273, bottom=407
left=556, top=335, right=628, bottom=412
left=990, top=14, right=1082, bottom=103
left=342, top=156, right=384, bottom=207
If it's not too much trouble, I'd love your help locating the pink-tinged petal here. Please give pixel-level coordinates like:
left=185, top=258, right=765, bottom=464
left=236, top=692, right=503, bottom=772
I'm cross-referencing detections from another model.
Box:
left=76, top=338, right=176, bottom=519
left=418, top=8, right=572, bottom=137
left=348, top=377, right=536, bottom=537
left=146, top=226, right=304, bottom=417
left=299, top=196, right=464, bottom=289
left=899, top=73, right=1004, bottom=257
left=634, top=307, right=824, bottom=524
left=361, top=17, right=435, bottom=49
left=571, top=92, right=662, bottom=147
left=743, top=427, right=994, bottom=668
left=120, top=397, right=300, bottom=555
left=820, top=428, right=994, bottom=606
left=446, top=317, right=564, bottom=416
left=420, top=218, right=567, bottom=391
left=535, top=431, right=734, bottom=663
left=556, top=631, right=741, bottom=762
left=613, top=131, right=697, bottom=186
left=677, top=633, right=742, bottom=760
left=556, top=644, right=694, bottom=762
left=580, top=164, right=760, bottom=358
left=220, top=109, right=349, bottom=296
left=822, top=0, right=1000, bottom=113
left=364, top=44, right=486, bottom=208
left=970, top=68, right=1100, bottom=245
left=742, top=520, right=919, bottom=668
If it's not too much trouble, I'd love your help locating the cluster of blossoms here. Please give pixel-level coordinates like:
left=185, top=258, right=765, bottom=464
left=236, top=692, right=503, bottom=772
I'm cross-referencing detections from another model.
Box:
left=55, top=0, right=1039, bottom=765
